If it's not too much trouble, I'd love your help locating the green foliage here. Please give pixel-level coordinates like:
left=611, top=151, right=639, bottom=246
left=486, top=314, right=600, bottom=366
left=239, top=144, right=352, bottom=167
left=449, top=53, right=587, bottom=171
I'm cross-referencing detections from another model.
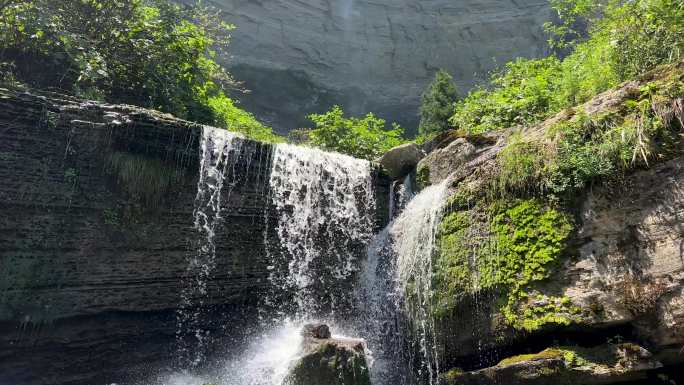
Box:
left=208, top=94, right=283, bottom=143
left=450, top=0, right=684, bottom=135
left=419, top=69, right=459, bottom=136
left=496, top=348, right=565, bottom=367
left=450, top=57, right=563, bottom=134
left=415, top=164, right=431, bottom=190
left=496, top=132, right=548, bottom=196
left=433, top=211, right=474, bottom=314
left=0, top=0, right=281, bottom=142
left=543, top=0, right=595, bottom=50
left=496, top=70, right=684, bottom=200
left=486, top=201, right=575, bottom=331
left=303, top=105, right=406, bottom=160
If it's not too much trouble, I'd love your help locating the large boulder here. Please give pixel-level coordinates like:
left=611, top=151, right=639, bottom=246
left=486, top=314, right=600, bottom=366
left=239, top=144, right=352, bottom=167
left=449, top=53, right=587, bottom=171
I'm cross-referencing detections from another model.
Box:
left=428, top=69, right=684, bottom=370
left=285, top=324, right=372, bottom=385
left=415, top=133, right=500, bottom=189
left=377, top=143, right=425, bottom=179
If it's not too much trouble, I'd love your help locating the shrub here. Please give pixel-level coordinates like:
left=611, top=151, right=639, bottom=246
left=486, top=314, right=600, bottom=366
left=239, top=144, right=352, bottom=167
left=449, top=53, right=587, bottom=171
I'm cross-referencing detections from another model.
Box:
left=303, top=105, right=406, bottom=160
left=450, top=57, right=563, bottom=134
left=449, top=0, right=684, bottom=135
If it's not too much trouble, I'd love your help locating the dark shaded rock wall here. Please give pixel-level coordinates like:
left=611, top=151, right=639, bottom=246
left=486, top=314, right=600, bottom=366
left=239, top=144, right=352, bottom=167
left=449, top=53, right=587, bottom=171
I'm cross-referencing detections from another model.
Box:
left=0, top=88, right=390, bottom=385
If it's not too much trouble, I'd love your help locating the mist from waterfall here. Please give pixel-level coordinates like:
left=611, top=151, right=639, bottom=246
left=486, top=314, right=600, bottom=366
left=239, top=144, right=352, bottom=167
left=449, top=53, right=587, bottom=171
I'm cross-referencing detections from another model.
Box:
left=167, top=132, right=449, bottom=385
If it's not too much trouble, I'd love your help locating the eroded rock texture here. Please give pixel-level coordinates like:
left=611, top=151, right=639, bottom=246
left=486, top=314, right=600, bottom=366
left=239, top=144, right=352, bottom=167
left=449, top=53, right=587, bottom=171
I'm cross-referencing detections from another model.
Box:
left=0, top=88, right=273, bottom=384
left=206, top=0, right=553, bottom=132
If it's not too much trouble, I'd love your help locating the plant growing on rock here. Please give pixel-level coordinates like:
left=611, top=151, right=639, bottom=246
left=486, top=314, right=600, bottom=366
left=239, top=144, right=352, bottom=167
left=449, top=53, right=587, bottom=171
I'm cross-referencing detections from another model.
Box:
left=302, top=105, right=406, bottom=160
left=434, top=199, right=579, bottom=331
left=449, top=0, right=684, bottom=135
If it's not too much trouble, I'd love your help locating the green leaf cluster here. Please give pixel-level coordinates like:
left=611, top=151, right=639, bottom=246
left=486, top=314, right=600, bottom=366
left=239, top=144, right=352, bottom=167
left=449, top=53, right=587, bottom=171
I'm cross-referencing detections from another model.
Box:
left=451, top=57, right=564, bottom=134
left=0, top=0, right=281, bottom=142
left=496, top=70, right=684, bottom=200
left=303, top=105, right=406, bottom=160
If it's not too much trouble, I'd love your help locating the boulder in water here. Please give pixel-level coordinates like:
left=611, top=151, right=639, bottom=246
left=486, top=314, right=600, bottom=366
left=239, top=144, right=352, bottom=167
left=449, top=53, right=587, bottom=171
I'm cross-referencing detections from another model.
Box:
left=440, top=344, right=663, bottom=385
left=285, top=325, right=372, bottom=385
left=301, top=323, right=331, bottom=339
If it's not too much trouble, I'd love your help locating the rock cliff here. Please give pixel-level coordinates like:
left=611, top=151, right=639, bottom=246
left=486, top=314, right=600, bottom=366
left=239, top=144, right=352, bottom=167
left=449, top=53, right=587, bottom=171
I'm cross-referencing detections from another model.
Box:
left=206, top=0, right=553, bottom=132
left=0, top=87, right=389, bottom=385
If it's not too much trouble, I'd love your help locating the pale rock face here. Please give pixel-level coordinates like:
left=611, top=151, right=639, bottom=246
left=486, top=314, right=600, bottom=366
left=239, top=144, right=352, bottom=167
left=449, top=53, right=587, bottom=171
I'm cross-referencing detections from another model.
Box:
left=564, top=158, right=684, bottom=346
left=210, top=0, right=553, bottom=133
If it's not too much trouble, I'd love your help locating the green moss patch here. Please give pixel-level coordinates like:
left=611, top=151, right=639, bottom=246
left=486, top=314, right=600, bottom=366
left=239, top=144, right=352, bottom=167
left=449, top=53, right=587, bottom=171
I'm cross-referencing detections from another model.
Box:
left=416, top=163, right=431, bottom=190
left=434, top=199, right=579, bottom=331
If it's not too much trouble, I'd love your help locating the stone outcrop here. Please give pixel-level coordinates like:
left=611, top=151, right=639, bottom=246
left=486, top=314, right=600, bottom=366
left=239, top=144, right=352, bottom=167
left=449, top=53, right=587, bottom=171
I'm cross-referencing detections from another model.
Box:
left=409, top=65, right=684, bottom=381
left=377, top=142, right=425, bottom=179
left=0, top=87, right=389, bottom=385
left=202, top=0, right=553, bottom=132
left=285, top=324, right=371, bottom=385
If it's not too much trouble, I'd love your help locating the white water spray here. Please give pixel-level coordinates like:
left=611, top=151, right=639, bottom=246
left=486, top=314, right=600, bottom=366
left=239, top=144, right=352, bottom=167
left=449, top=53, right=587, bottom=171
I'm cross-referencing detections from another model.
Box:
left=393, top=180, right=449, bottom=384
left=267, top=144, right=376, bottom=318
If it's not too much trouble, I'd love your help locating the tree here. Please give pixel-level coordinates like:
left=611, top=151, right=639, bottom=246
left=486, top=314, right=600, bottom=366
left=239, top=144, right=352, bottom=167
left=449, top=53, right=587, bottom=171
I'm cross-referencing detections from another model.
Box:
left=418, top=69, right=459, bottom=136
left=304, top=106, right=406, bottom=160
left=0, top=0, right=281, bottom=142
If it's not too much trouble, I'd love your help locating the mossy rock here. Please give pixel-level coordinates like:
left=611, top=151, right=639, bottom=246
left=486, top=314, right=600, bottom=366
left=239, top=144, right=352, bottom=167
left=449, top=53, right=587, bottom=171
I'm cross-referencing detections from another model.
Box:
left=285, top=339, right=371, bottom=385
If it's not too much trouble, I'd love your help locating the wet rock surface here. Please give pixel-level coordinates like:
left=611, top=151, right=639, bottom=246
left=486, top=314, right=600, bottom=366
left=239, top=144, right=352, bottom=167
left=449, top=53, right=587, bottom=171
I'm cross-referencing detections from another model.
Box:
left=417, top=73, right=684, bottom=380
left=377, top=142, right=425, bottom=179
left=0, top=88, right=390, bottom=385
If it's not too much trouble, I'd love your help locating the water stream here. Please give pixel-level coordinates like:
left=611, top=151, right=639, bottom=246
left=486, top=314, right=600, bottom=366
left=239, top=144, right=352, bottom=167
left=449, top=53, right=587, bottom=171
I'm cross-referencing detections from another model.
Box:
left=266, top=144, right=376, bottom=320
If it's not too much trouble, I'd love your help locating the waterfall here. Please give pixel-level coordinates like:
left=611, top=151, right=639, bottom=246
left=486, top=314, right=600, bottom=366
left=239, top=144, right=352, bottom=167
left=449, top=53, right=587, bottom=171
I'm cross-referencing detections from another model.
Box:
left=176, top=127, right=243, bottom=369
left=359, top=178, right=449, bottom=385
left=266, top=144, right=376, bottom=320
left=393, top=180, right=449, bottom=384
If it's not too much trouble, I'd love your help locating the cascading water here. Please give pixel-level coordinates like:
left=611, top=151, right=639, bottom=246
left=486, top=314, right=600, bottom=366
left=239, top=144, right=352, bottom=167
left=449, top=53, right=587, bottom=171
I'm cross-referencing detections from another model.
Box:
left=266, top=144, right=376, bottom=320
left=176, top=127, right=242, bottom=369
left=389, top=175, right=415, bottom=220
left=393, top=180, right=449, bottom=385
left=359, top=178, right=450, bottom=385
left=165, top=134, right=450, bottom=385
left=154, top=141, right=381, bottom=385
